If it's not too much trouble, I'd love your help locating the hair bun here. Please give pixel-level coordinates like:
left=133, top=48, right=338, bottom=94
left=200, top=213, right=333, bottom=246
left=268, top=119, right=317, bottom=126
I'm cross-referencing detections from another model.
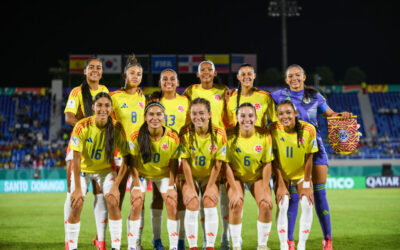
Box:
left=126, top=54, right=138, bottom=64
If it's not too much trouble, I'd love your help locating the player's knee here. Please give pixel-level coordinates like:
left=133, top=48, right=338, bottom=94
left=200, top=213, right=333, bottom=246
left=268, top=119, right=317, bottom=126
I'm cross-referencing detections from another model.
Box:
left=105, top=195, right=118, bottom=209
left=231, top=203, right=243, bottom=216
left=278, top=195, right=289, bottom=212
left=202, top=196, right=217, bottom=208
left=131, top=199, right=144, bottom=215
left=186, top=197, right=199, bottom=211
left=300, top=196, right=313, bottom=215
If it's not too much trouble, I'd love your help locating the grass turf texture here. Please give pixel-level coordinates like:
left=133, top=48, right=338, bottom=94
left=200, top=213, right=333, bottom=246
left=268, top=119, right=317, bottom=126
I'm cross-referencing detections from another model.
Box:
left=0, top=189, right=399, bottom=249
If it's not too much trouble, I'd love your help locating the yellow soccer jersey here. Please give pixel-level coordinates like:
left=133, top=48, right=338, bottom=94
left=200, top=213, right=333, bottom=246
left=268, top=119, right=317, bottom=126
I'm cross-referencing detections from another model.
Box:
left=227, top=89, right=277, bottom=127
left=129, top=127, right=180, bottom=179
left=268, top=121, right=318, bottom=181
left=180, top=126, right=228, bottom=179
left=64, top=84, right=109, bottom=119
left=183, top=84, right=228, bottom=129
left=227, top=127, right=274, bottom=182
left=110, top=90, right=146, bottom=136
left=70, top=116, right=130, bottom=173
left=160, top=94, right=190, bottom=133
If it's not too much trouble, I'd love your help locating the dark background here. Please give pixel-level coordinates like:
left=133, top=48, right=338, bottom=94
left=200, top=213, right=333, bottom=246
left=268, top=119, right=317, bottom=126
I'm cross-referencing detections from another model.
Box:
left=1, top=0, right=398, bottom=87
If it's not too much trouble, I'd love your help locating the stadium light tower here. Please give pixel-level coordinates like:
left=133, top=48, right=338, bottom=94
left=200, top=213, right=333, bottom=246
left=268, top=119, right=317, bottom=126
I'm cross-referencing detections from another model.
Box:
left=268, top=0, right=301, bottom=73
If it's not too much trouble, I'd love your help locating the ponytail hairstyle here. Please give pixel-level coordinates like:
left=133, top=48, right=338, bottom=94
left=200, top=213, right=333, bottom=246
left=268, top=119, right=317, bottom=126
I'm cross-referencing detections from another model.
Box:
left=286, top=64, right=317, bottom=103
left=122, top=54, right=143, bottom=90
left=189, top=97, right=215, bottom=159
left=233, top=102, right=256, bottom=148
left=138, top=102, right=166, bottom=164
left=277, top=100, right=303, bottom=148
left=82, top=57, right=103, bottom=117
left=93, top=92, right=114, bottom=163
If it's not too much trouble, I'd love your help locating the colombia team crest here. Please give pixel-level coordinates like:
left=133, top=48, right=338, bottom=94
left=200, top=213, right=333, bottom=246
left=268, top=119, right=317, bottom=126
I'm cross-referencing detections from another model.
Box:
left=177, top=105, right=185, bottom=112
left=209, top=144, right=218, bottom=152
left=214, top=94, right=221, bottom=101
left=161, top=143, right=169, bottom=151
left=254, top=103, right=261, bottom=111
left=327, top=116, right=359, bottom=155
left=138, top=101, right=144, bottom=109
left=254, top=144, right=263, bottom=153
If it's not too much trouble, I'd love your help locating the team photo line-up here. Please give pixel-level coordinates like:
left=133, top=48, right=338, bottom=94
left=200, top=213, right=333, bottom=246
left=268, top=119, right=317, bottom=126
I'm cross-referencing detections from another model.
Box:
left=64, top=55, right=351, bottom=250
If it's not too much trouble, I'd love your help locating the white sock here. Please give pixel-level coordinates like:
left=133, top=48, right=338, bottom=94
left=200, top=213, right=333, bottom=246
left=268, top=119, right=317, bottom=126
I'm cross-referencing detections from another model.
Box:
left=138, top=210, right=144, bottom=244
left=204, top=207, right=219, bottom=247
left=298, top=196, right=313, bottom=250
left=128, top=219, right=141, bottom=249
left=257, top=220, right=272, bottom=247
left=219, top=184, right=230, bottom=242
left=167, top=219, right=179, bottom=249
left=199, top=200, right=206, bottom=244
left=178, top=210, right=186, bottom=240
left=66, top=222, right=80, bottom=249
left=184, top=210, right=199, bottom=248
left=277, top=195, right=289, bottom=249
left=93, top=194, right=108, bottom=241
left=151, top=209, right=163, bottom=240
left=229, top=224, right=242, bottom=247
left=109, top=219, right=122, bottom=249
left=64, top=192, right=71, bottom=242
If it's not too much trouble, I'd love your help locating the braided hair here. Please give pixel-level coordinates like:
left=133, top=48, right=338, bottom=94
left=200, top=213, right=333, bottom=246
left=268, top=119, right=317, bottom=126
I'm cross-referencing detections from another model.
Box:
left=82, top=58, right=102, bottom=117
left=93, top=92, right=114, bottom=163
left=277, top=100, right=303, bottom=148
left=188, top=97, right=215, bottom=159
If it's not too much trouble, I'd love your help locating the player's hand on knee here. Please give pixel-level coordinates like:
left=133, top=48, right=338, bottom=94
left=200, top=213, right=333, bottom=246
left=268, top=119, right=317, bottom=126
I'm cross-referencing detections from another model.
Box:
left=276, top=185, right=290, bottom=205
left=71, top=189, right=84, bottom=208
left=183, top=188, right=198, bottom=207
left=299, top=186, right=314, bottom=205
left=203, top=186, right=219, bottom=206
left=224, top=88, right=235, bottom=102
left=130, top=189, right=143, bottom=205
left=106, top=186, right=120, bottom=206
left=229, top=190, right=243, bottom=209
left=166, top=188, right=178, bottom=204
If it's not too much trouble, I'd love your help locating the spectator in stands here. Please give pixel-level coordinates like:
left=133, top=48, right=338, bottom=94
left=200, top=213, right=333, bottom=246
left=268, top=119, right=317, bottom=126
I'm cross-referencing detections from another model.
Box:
left=33, top=169, right=40, bottom=179
left=370, top=124, right=377, bottom=139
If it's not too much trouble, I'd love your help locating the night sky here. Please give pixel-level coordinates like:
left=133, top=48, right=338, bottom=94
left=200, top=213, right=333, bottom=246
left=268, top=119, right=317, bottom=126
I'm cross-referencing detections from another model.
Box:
left=1, top=0, right=398, bottom=86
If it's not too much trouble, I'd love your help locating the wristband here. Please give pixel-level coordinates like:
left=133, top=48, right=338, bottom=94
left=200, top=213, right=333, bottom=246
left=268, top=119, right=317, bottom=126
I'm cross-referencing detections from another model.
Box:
left=302, top=181, right=310, bottom=189
left=167, top=185, right=175, bottom=190
left=132, top=186, right=141, bottom=190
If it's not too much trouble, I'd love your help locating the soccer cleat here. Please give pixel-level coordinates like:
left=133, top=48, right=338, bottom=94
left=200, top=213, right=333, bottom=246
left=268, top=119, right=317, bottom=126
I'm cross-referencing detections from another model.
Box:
left=65, top=242, right=69, bottom=250
left=220, top=234, right=230, bottom=250
left=232, top=247, right=241, bottom=250
left=205, top=248, right=214, bottom=250
left=287, top=240, right=295, bottom=250
left=323, top=237, right=333, bottom=250
left=189, top=248, right=199, bottom=250
left=257, top=246, right=270, bottom=250
left=93, top=235, right=106, bottom=250
left=178, top=239, right=186, bottom=250
left=152, top=239, right=165, bottom=250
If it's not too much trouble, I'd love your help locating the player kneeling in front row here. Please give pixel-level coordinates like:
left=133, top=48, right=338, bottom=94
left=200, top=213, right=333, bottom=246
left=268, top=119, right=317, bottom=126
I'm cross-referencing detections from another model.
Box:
left=224, top=103, right=275, bottom=250
left=66, top=92, right=132, bottom=250
left=270, top=100, right=318, bottom=250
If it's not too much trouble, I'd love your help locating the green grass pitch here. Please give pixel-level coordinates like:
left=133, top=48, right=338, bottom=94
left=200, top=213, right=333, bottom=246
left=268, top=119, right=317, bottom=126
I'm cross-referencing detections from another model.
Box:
left=0, top=189, right=399, bottom=249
